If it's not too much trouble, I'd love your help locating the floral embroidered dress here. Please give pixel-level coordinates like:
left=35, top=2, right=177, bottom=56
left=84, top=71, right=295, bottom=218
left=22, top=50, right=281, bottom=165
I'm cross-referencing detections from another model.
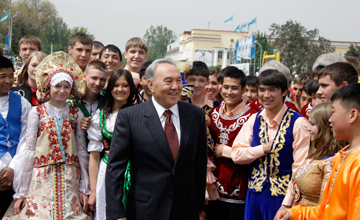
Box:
left=3, top=102, right=91, bottom=220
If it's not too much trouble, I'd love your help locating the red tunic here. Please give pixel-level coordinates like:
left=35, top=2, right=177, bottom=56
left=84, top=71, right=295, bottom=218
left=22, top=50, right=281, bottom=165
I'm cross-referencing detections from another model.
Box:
left=208, top=104, right=257, bottom=202
left=300, top=102, right=312, bottom=120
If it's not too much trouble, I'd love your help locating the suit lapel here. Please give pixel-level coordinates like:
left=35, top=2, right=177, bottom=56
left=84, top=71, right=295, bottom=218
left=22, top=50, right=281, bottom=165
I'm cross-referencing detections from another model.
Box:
left=144, top=99, right=174, bottom=164
left=176, top=101, right=191, bottom=163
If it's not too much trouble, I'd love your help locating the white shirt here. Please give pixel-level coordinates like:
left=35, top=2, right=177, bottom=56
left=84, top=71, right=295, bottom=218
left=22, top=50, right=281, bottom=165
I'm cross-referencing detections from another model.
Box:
left=152, top=96, right=181, bottom=145
left=0, top=93, right=31, bottom=172
left=82, top=99, right=99, bottom=117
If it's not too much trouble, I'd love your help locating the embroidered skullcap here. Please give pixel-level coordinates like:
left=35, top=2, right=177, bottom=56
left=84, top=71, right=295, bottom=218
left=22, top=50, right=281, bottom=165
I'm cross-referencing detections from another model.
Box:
left=259, top=60, right=291, bottom=87
left=181, top=84, right=194, bottom=102
left=312, top=52, right=347, bottom=71
left=36, top=51, right=86, bottom=101
left=50, top=72, right=74, bottom=87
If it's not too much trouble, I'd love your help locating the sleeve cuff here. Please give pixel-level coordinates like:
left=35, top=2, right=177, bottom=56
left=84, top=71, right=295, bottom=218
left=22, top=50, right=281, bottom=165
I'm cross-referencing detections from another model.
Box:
left=222, top=146, right=232, bottom=158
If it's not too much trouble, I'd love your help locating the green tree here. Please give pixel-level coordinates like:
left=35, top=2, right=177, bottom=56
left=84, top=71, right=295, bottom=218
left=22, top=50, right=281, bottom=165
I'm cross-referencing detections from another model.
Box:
left=345, top=44, right=360, bottom=58
left=269, top=20, right=334, bottom=75
left=143, top=25, right=176, bottom=61
left=69, top=26, right=94, bottom=39
left=254, top=32, right=272, bottom=73
left=41, top=17, right=71, bottom=54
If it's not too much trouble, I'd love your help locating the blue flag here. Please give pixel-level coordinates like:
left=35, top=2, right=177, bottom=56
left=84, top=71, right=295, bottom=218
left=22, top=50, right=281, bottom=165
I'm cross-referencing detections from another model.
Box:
left=250, top=35, right=256, bottom=59
left=224, top=15, right=233, bottom=23
left=234, top=25, right=240, bottom=32
left=0, top=12, right=9, bottom=22
left=234, top=40, right=239, bottom=64
left=247, top=17, right=257, bottom=26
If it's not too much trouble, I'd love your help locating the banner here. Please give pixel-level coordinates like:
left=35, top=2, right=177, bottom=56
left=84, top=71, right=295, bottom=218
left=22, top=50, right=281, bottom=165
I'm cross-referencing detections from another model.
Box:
left=4, top=34, right=9, bottom=54
left=0, top=12, right=9, bottom=22
left=194, top=50, right=212, bottom=66
left=231, top=63, right=250, bottom=76
left=234, top=40, right=239, bottom=64
left=250, top=35, right=256, bottom=59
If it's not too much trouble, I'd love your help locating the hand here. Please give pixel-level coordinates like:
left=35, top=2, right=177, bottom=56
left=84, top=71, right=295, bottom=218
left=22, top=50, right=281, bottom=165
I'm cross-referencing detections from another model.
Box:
left=199, top=211, right=207, bottom=220
left=205, top=115, right=210, bottom=127
left=14, top=196, right=26, bottom=215
left=214, top=144, right=225, bottom=158
left=116, top=218, right=127, bottom=220
left=0, top=167, right=14, bottom=188
left=79, top=192, right=89, bottom=213
left=274, top=210, right=291, bottom=220
left=88, top=193, right=96, bottom=211
left=274, top=205, right=289, bottom=220
left=262, top=141, right=273, bottom=154
left=81, top=117, right=91, bottom=130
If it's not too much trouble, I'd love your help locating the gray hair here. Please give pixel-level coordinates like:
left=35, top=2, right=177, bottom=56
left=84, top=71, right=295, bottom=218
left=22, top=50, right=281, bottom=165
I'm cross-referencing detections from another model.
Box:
left=145, top=58, right=178, bottom=81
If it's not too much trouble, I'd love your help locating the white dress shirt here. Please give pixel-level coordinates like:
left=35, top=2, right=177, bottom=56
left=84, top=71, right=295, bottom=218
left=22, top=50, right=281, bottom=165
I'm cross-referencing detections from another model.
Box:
left=152, top=96, right=181, bottom=145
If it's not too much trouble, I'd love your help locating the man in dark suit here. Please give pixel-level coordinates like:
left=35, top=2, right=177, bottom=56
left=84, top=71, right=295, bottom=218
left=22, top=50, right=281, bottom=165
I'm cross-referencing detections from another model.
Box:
left=106, top=58, right=208, bottom=220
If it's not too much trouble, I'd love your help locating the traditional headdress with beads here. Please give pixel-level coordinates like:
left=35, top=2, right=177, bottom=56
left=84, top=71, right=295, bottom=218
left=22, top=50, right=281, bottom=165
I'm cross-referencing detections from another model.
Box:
left=36, top=51, right=86, bottom=101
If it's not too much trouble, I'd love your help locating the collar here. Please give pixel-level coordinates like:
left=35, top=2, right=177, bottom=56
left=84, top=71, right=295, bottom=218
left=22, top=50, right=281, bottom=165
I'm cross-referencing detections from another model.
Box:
left=200, top=93, right=214, bottom=109
left=0, top=92, right=10, bottom=103
left=259, top=103, right=288, bottom=128
left=152, top=96, right=179, bottom=119
left=220, top=99, right=246, bottom=117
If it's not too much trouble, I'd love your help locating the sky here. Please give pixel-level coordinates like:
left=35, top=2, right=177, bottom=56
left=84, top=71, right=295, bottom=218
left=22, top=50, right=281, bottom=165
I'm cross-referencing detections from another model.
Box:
left=51, top=0, right=360, bottom=52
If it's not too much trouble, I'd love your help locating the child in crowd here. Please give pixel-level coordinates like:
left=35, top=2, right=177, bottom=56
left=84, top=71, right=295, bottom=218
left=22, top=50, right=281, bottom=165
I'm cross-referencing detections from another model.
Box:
left=88, top=69, right=140, bottom=220
left=299, top=80, right=312, bottom=111
left=12, top=51, right=46, bottom=106
left=207, top=67, right=223, bottom=103
left=185, top=61, right=220, bottom=114
left=277, top=83, right=360, bottom=220
left=275, top=102, right=346, bottom=218
left=207, top=66, right=257, bottom=220
left=0, top=56, right=31, bottom=218
left=139, top=61, right=153, bottom=102
left=3, top=52, right=91, bottom=219
left=300, top=80, right=319, bottom=119
left=316, top=62, right=358, bottom=103
left=292, top=72, right=311, bottom=111
left=244, top=75, right=257, bottom=102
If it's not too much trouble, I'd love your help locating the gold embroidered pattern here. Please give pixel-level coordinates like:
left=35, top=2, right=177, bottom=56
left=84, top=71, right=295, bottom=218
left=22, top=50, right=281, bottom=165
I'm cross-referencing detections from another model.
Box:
left=248, top=115, right=268, bottom=192
left=268, top=110, right=293, bottom=196
left=52, top=164, right=65, bottom=220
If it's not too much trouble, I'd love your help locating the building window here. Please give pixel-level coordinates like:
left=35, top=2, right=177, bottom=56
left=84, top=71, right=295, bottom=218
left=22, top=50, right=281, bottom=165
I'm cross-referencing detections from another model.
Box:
left=218, top=51, right=222, bottom=59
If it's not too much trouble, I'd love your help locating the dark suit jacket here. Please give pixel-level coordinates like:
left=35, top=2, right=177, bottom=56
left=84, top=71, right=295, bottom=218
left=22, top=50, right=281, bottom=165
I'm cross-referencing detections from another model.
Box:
left=106, top=99, right=207, bottom=220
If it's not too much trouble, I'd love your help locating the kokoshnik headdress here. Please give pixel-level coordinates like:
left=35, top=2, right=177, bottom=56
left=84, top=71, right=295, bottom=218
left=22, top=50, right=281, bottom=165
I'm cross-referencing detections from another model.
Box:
left=36, top=51, right=86, bottom=101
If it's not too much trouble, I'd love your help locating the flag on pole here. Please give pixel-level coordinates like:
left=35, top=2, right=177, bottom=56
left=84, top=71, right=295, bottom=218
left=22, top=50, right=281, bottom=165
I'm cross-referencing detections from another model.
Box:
left=234, top=39, right=239, bottom=64
left=224, top=15, right=233, bottom=23
left=4, top=34, right=9, bottom=54
left=0, top=12, right=10, bottom=22
left=250, top=35, right=256, bottom=59
left=234, top=24, right=240, bottom=32
left=238, top=24, right=244, bottom=33
left=247, top=17, right=257, bottom=26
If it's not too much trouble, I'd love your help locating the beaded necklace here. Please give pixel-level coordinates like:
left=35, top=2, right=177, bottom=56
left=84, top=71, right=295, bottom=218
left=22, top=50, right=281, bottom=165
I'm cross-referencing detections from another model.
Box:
left=327, top=145, right=360, bottom=204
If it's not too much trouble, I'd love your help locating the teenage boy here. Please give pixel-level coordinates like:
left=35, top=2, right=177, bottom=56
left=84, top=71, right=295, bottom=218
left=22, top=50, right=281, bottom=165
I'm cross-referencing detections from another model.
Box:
left=0, top=56, right=31, bottom=218
left=185, top=61, right=219, bottom=114
left=231, top=69, right=310, bottom=220
left=292, top=72, right=311, bottom=111
left=299, top=80, right=318, bottom=119
left=276, top=83, right=360, bottom=220
left=68, top=61, right=107, bottom=129
left=139, top=60, right=153, bottom=102
left=207, top=66, right=257, bottom=220
left=68, top=33, right=93, bottom=72
left=99, top=44, right=123, bottom=84
left=316, top=62, right=358, bottom=103
left=90, top=41, right=104, bottom=61
left=124, top=37, right=148, bottom=74
left=244, top=75, right=257, bottom=102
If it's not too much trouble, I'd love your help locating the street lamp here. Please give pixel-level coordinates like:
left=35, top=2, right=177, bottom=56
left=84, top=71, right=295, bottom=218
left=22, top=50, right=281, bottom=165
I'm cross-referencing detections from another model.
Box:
left=3, top=10, right=21, bottom=53
left=229, top=39, right=234, bottom=65
left=254, top=40, right=263, bottom=70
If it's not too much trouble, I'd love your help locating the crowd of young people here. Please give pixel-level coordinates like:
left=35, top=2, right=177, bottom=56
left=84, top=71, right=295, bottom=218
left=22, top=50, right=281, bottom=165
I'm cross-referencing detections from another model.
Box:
left=0, top=32, right=359, bottom=220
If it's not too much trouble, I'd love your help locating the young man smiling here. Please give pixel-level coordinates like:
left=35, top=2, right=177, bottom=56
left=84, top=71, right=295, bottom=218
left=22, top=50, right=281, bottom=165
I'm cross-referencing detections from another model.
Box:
left=124, top=37, right=148, bottom=74
left=207, top=66, right=257, bottom=220
left=231, top=69, right=310, bottom=220
left=99, top=44, right=123, bottom=85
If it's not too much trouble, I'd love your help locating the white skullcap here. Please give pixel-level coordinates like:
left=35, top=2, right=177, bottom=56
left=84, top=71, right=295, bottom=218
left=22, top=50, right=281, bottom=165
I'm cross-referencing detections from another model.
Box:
left=50, top=72, right=74, bottom=87
left=312, top=53, right=347, bottom=71
left=259, top=60, right=291, bottom=86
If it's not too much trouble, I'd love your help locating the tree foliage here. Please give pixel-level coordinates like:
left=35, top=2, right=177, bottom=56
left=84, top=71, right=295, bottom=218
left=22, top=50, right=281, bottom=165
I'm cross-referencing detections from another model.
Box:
left=345, top=44, right=360, bottom=58
left=254, top=32, right=272, bottom=73
left=269, top=20, right=334, bottom=75
left=143, top=25, right=176, bottom=61
left=0, top=0, right=94, bottom=56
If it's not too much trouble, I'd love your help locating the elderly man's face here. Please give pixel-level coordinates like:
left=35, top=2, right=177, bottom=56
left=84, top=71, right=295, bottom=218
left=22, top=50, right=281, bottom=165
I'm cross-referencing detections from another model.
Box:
left=148, top=63, right=183, bottom=109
